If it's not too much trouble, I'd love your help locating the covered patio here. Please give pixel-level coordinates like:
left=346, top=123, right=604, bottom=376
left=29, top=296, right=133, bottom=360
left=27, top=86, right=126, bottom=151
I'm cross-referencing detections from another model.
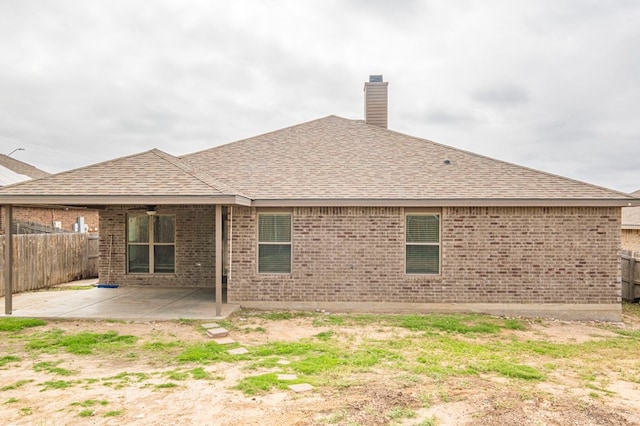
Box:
left=1, top=149, right=252, bottom=318
left=0, top=279, right=239, bottom=320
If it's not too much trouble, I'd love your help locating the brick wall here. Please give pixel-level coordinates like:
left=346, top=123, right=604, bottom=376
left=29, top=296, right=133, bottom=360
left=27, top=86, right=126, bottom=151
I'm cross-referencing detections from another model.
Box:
left=622, top=229, right=640, bottom=253
left=1, top=206, right=99, bottom=233
left=98, top=205, right=216, bottom=287
left=228, top=206, right=621, bottom=305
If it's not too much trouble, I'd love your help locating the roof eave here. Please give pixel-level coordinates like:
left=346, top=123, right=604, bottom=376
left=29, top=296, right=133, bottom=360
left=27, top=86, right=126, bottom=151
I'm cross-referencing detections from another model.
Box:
left=251, top=198, right=634, bottom=208
left=0, top=194, right=252, bottom=206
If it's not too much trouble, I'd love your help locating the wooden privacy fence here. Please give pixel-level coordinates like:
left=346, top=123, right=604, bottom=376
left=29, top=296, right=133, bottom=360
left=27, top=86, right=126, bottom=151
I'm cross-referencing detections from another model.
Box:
left=621, top=250, right=640, bottom=301
left=0, top=233, right=99, bottom=296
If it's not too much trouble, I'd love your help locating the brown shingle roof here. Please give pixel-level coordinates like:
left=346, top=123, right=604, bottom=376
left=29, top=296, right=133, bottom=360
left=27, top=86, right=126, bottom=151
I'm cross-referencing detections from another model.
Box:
left=0, top=149, right=249, bottom=204
left=183, top=115, right=630, bottom=203
left=0, top=154, right=49, bottom=183
left=0, top=116, right=632, bottom=207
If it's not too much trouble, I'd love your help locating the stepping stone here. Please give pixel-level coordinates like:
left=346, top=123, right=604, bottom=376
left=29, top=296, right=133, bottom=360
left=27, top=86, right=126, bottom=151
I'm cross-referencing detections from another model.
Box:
left=277, top=374, right=298, bottom=381
left=228, top=347, right=249, bottom=355
left=288, top=383, right=313, bottom=393
left=212, top=337, right=235, bottom=345
left=277, top=359, right=290, bottom=365
left=202, top=323, right=219, bottom=329
left=206, top=328, right=228, bottom=338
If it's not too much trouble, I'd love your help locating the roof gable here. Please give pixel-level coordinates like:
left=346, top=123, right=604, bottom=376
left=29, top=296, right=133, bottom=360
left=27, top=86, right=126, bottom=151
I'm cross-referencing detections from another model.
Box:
left=0, top=154, right=49, bottom=186
left=0, top=149, right=249, bottom=204
left=183, top=115, right=630, bottom=203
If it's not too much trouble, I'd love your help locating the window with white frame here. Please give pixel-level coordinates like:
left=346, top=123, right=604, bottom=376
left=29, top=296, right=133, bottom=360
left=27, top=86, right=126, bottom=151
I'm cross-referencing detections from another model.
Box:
left=405, top=214, right=440, bottom=274
left=127, top=214, right=175, bottom=273
left=258, top=213, right=291, bottom=273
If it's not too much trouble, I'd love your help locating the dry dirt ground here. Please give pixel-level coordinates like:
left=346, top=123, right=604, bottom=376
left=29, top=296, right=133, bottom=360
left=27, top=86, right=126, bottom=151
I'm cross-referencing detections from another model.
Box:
left=1, top=309, right=640, bottom=426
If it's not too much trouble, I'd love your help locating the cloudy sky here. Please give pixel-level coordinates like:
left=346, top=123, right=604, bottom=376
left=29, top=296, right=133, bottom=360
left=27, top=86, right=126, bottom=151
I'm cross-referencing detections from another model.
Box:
left=0, top=0, right=638, bottom=193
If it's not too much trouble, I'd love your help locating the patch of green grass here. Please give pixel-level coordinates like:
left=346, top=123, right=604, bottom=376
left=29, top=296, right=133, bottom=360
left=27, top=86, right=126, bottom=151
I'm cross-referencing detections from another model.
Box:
left=176, top=341, right=237, bottom=363
left=20, top=407, right=32, bottom=416
left=234, top=373, right=302, bottom=395
left=33, top=361, right=74, bottom=376
left=39, top=380, right=74, bottom=391
left=189, top=367, right=209, bottom=379
left=4, top=397, right=19, bottom=404
left=312, top=315, right=345, bottom=326
left=387, top=406, right=416, bottom=420
left=252, top=340, right=331, bottom=357
left=142, top=340, right=186, bottom=353
left=165, top=370, right=189, bottom=381
left=26, top=330, right=137, bottom=354
left=71, top=399, right=109, bottom=407
left=0, top=355, right=20, bottom=367
left=414, top=417, right=439, bottom=426
left=315, top=330, right=334, bottom=341
left=78, top=409, right=94, bottom=417
left=1, top=379, right=33, bottom=391
left=0, top=318, right=46, bottom=332
left=104, top=410, right=123, bottom=417
left=613, top=329, right=640, bottom=339
left=397, top=314, right=504, bottom=334
left=103, top=372, right=149, bottom=385
left=155, top=382, right=178, bottom=389
left=486, top=362, right=544, bottom=380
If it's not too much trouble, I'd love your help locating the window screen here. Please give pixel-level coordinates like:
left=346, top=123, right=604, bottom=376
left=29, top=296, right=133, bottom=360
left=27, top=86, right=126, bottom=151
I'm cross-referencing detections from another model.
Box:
left=258, top=214, right=291, bottom=273
left=406, top=214, right=440, bottom=274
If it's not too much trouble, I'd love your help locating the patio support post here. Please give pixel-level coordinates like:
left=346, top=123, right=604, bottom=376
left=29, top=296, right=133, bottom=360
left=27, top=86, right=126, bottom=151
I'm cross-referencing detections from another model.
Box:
left=4, top=204, right=13, bottom=314
left=215, top=204, right=222, bottom=317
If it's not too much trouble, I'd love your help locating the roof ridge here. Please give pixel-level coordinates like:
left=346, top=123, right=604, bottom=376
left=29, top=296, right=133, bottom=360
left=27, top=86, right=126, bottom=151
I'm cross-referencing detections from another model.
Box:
left=151, top=149, right=251, bottom=198
left=182, top=115, right=347, bottom=158
left=0, top=153, right=50, bottom=179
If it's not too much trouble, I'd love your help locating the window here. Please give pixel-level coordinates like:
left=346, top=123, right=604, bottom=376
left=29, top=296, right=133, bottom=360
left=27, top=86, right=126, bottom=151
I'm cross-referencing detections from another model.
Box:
left=406, top=214, right=440, bottom=274
left=128, top=214, right=175, bottom=273
left=258, top=213, right=291, bottom=273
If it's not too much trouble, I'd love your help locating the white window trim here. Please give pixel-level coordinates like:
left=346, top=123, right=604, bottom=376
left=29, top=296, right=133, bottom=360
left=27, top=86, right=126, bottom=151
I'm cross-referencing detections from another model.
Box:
left=256, top=211, right=292, bottom=274
left=404, top=211, right=442, bottom=275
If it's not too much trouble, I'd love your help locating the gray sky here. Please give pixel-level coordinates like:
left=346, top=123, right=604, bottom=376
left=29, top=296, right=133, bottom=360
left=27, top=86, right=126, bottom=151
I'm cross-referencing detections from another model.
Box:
left=1, top=0, right=639, bottom=193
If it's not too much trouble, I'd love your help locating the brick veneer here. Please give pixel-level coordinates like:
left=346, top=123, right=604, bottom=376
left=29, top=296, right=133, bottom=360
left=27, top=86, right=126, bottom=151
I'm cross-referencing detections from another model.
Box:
left=622, top=229, right=640, bottom=253
left=1, top=206, right=99, bottom=233
left=98, top=205, right=216, bottom=287
left=96, top=204, right=621, bottom=307
left=227, top=206, right=621, bottom=305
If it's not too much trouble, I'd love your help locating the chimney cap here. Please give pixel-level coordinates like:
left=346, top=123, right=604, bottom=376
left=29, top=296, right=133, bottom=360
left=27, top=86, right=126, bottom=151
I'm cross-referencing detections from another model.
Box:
left=369, top=75, right=384, bottom=83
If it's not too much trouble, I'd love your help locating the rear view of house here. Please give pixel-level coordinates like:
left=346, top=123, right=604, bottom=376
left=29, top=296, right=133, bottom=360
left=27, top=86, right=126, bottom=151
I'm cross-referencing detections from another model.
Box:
left=1, top=76, right=637, bottom=320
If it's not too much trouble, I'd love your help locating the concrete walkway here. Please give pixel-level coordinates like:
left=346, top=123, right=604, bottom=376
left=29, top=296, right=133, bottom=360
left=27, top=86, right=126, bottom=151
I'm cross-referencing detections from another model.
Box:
left=0, top=280, right=239, bottom=320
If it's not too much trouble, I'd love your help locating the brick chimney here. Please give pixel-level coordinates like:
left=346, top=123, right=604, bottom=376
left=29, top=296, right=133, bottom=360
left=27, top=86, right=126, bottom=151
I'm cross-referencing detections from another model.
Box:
left=364, top=75, right=388, bottom=128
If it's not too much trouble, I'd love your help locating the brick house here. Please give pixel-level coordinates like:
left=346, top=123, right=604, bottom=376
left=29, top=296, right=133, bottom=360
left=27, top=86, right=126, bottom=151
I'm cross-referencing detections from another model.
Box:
left=0, top=154, right=98, bottom=233
left=1, top=77, right=637, bottom=320
left=622, top=190, right=640, bottom=253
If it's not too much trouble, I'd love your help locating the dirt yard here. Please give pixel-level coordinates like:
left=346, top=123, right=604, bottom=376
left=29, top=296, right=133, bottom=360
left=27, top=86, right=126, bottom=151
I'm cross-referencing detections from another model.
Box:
left=1, top=307, right=640, bottom=425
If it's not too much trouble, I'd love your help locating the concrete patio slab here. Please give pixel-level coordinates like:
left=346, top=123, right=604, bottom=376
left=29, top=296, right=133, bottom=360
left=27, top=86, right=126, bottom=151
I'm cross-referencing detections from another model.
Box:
left=0, top=282, right=239, bottom=320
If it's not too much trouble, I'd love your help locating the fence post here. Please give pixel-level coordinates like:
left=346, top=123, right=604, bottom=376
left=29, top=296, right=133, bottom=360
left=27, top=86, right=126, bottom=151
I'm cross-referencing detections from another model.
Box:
left=4, top=205, right=13, bottom=314
left=632, top=256, right=637, bottom=300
